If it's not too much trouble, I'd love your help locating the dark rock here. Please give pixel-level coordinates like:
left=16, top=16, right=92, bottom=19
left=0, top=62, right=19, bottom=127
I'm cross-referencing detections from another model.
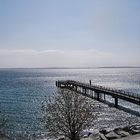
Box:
left=117, top=130, right=130, bottom=137
left=58, top=137, right=65, bottom=140
left=123, top=126, right=131, bottom=132
left=135, top=125, right=140, bottom=129
left=88, top=132, right=93, bottom=137
left=131, top=129, right=140, bottom=135
left=82, top=131, right=93, bottom=138
left=89, top=133, right=102, bottom=140
left=82, top=129, right=99, bottom=138
left=82, top=137, right=96, bottom=140
left=99, top=133, right=108, bottom=140
left=105, top=131, right=121, bottom=139
left=90, top=129, right=99, bottom=136
left=100, top=128, right=113, bottom=135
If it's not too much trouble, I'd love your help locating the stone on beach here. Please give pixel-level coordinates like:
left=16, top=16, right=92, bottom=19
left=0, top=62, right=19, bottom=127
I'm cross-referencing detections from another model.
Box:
left=131, top=129, right=140, bottom=134
left=116, top=130, right=130, bottom=137
left=105, top=131, right=121, bottom=139
left=100, top=128, right=114, bottom=135
left=81, top=138, right=97, bottom=140
left=98, top=133, right=108, bottom=140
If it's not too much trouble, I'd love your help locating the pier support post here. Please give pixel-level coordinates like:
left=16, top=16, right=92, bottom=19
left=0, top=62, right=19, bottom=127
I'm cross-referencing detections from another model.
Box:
left=91, top=90, right=93, bottom=98
left=56, top=81, right=58, bottom=87
left=95, top=92, right=100, bottom=101
left=82, top=88, right=84, bottom=94
left=97, top=93, right=100, bottom=101
left=90, top=90, right=92, bottom=97
left=75, top=86, right=77, bottom=91
left=85, top=89, right=87, bottom=94
left=104, top=93, right=105, bottom=100
left=114, top=97, right=118, bottom=108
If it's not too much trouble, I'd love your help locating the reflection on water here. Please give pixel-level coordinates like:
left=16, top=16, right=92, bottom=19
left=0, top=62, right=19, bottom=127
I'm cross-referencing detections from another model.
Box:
left=0, top=68, right=140, bottom=138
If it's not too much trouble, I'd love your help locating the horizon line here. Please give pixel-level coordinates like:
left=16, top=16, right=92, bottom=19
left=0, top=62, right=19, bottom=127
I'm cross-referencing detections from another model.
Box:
left=0, top=66, right=140, bottom=69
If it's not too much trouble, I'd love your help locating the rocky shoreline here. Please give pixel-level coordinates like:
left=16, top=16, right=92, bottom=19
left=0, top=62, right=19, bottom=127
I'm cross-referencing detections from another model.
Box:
left=81, top=124, right=140, bottom=140
left=30, top=124, right=140, bottom=140
left=80, top=99, right=140, bottom=140
left=42, top=99, right=140, bottom=140
left=79, top=98, right=140, bottom=140
left=57, top=98, right=140, bottom=140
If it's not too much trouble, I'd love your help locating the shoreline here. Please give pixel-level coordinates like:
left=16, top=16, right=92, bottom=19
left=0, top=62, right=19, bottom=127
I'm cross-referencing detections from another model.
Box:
left=81, top=124, right=140, bottom=140
left=40, top=97, right=140, bottom=140
left=81, top=98, right=140, bottom=140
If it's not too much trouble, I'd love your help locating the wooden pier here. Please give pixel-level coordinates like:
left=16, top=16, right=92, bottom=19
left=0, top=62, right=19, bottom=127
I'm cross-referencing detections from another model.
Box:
left=56, top=80, right=140, bottom=108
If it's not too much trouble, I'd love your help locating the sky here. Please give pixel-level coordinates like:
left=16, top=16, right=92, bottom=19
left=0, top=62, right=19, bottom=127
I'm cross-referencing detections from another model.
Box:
left=0, top=0, right=140, bottom=68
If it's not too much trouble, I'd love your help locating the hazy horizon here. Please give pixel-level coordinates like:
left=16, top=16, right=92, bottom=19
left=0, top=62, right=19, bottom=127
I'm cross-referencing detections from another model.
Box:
left=1, top=0, right=140, bottom=68
left=1, top=66, right=140, bottom=69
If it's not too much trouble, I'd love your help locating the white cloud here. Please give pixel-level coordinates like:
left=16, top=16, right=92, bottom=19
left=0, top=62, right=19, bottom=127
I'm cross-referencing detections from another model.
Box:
left=0, top=49, right=139, bottom=68
left=0, top=49, right=64, bottom=54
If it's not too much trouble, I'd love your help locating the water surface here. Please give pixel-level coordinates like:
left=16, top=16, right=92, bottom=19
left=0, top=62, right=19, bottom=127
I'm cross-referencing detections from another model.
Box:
left=0, top=68, right=140, bottom=137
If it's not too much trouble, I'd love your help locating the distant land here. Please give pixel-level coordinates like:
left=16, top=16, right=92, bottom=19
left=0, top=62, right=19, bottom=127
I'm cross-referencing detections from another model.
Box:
left=98, top=66, right=140, bottom=69
left=1, top=66, right=140, bottom=69
left=45, top=66, right=140, bottom=69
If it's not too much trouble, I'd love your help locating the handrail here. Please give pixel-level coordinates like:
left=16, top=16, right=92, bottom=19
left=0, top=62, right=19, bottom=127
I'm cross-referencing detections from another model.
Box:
left=56, top=80, right=140, bottom=101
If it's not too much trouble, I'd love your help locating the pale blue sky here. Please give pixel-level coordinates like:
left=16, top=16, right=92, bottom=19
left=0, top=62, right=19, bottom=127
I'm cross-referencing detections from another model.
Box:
left=0, top=0, right=140, bottom=68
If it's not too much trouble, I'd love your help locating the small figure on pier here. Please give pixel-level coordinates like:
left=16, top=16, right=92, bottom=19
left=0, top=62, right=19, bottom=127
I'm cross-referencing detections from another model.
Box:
left=89, top=80, right=91, bottom=86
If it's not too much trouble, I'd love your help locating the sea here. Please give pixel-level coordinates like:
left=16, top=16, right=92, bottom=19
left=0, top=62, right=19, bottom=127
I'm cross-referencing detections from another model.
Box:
left=0, top=68, right=140, bottom=139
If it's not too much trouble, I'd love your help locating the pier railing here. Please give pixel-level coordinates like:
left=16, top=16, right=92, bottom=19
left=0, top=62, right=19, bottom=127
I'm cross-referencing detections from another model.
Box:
left=56, top=80, right=140, bottom=108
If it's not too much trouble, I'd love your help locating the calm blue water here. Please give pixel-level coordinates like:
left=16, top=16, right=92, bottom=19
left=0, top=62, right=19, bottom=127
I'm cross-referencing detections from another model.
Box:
left=0, top=68, right=140, bottom=137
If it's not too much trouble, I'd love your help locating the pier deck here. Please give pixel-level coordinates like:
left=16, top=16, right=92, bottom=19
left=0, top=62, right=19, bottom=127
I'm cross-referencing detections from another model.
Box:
left=56, top=80, right=140, bottom=108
